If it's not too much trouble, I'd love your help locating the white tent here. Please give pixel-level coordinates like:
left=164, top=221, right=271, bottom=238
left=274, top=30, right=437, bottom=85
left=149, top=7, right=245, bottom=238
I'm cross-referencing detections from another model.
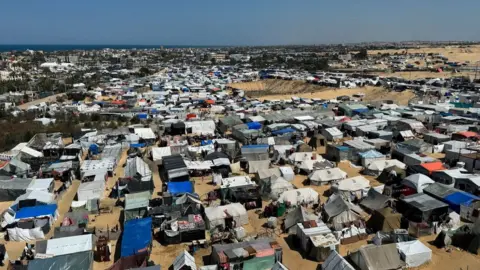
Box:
left=185, top=120, right=216, bottom=135
left=279, top=166, right=295, bottom=181
left=278, top=188, right=319, bottom=206
left=27, top=178, right=54, bottom=193
left=396, top=240, right=432, bottom=268
left=40, top=234, right=93, bottom=257
left=268, top=177, right=294, bottom=200
left=402, top=174, right=434, bottom=193
left=134, top=127, right=156, bottom=140
left=77, top=181, right=105, bottom=201
left=332, top=176, right=370, bottom=200
left=151, top=146, right=171, bottom=163
left=173, top=250, right=197, bottom=270
left=309, top=168, right=347, bottom=185
left=204, top=203, right=248, bottom=229
left=366, top=159, right=406, bottom=173
left=11, top=190, right=55, bottom=211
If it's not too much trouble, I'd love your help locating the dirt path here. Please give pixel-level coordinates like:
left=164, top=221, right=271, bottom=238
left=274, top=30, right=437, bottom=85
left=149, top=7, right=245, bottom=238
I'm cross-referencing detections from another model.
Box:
left=17, top=93, right=65, bottom=110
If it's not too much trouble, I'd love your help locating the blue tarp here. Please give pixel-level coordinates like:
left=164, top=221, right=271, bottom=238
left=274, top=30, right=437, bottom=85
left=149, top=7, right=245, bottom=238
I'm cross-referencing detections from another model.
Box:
left=246, top=122, right=262, bottom=130
left=271, top=128, right=296, bottom=135
left=130, top=143, right=147, bottom=148
left=358, top=150, right=385, bottom=158
left=121, top=217, right=152, bottom=258
left=15, top=204, right=57, bottom=219
left=167, top=181, right=193, bottom=195
left=444, top=192, right=479, bottom=213
left=201, top=140, right=213, bottom=146
left=89, top=144, right=99, bottom=155
left=138, top=113, right=148, bottom=119
left=242, top=144, right=269, bottom=149
left=440, top=112, right=452, bottom=117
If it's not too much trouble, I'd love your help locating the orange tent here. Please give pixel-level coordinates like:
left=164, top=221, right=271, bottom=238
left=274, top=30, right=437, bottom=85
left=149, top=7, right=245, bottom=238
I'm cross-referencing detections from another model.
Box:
left=456, top=131, right=478, bottom=139
left=206, top=99, right=215, bottom=105
left=420, top=162, right=445, bottom=174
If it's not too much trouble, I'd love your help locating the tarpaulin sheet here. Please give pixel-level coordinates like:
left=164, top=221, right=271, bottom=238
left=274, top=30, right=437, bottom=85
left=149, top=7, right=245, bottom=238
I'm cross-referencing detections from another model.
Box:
left=130, top=143, right=147, bottom=148
left=246, top=122, right=262, bottom=130
left=27, top=251, right=93, bottom=270
left=167, top=181, right=193, bottom=195
left=121, top=217, right=152, bottom=257
left=15, top=204, right=57, bottom=219
left=444, top=192, right=479, bottom=213
left=271, top=128, right=295, bottom=135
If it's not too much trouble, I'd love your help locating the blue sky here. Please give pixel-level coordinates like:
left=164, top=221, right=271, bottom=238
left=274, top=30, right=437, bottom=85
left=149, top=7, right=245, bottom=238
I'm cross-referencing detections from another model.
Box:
left=1, top=0, right=479, bottom=45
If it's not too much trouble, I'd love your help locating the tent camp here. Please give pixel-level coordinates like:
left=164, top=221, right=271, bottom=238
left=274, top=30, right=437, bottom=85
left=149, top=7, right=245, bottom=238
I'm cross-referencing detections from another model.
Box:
left=396, top=240, right=432, bottom=268
left=402, top=174, right=435, bottom=194
left=308, top=168, right=347, bottom=185
left=204, top=203, right=248, bottom=229
left=278, top=188, right=319, bottom=206
left=322, top=250, right=355, bottom=270
left=323, top=194, right=368, bottom=231
left=349, top=243, right=404, bottom=270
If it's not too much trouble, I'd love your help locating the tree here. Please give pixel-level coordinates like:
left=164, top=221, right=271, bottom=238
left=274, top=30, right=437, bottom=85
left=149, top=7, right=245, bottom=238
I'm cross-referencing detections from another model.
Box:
left=356, top=49, right=368, bottom=60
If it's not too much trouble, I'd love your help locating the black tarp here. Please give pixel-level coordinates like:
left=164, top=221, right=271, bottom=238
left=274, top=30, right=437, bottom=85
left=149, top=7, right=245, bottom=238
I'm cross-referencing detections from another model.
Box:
left=27, top=251, right=93, bottom=270
left=434, top=223, right=480, bottom=254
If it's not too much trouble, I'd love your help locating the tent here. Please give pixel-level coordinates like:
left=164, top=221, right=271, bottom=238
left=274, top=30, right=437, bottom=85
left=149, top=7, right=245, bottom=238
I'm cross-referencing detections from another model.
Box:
left=151, top=147, right=172, bottom=164
left=279, top=166, right=294, bottom=182
left=247, top=160, right=271, bottom=174
left=11, top=190, right=55, bottom=211
left=278, top=188, right=319, bottom=206
left=308, top=134, right=326, bottom=150
left=322, top=250, right=355, bottom=270
left=204, top=203, right=248, bottom=229
left=332, top=176, right=370, bottom=200
left=246, top=122, right=262, bottom=130
left=283, top=206, right=317, bottom=234
left=349, top=243, right=404, bottom=270
left=358, top=150, right=385, bottom=167
left=323, top=194, right=368, bottom=228
left=396, top=240, right=432, bottom=268
left=167, top=181, right=194, bottom=195
left=434, top=223, right=480, bottom=254
left=360, top=189, right=392, bottom=211
left=173, top=250, right=196, bottom=270
left=402, top=174, right=434, bottom=193
left=365, top=159, right=406, bottom=175
left=35, top=234, right=93, bottom=257
left=0, top=178, right=33, bottom=202
left=15, top=204, right=58, bottom=220
left=267, top=177, right=294, bottom=200
left=27, top=251, right=93, bottom=270
left=121, top=217, right=152, bottom=258
left=308, top=168, right=347, bottom=185
left=366, top=207, right=402, bottom=233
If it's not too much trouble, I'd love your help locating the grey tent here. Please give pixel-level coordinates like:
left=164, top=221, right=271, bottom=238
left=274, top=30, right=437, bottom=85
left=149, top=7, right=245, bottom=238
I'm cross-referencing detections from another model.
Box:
left=349, top=243, right=404, bottom=270
left=322, top=250, right=355, bottom=270
left=366, top=207, right=402, bottom=233
left=284, top=206, right=318, bottom=234
left=0, top=178, right=33, bottom=201
left=247, top=160, right=271, bottom=174
left=360, top=189, right=392, bottom=211
left=27, top=251, right=93, bottom=270
left=323, top=194, right=368, bottom=228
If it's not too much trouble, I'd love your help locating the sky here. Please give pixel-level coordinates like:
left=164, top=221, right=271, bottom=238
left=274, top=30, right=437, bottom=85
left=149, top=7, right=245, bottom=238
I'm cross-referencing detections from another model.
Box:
left=1, top=0, right=479, bottom=46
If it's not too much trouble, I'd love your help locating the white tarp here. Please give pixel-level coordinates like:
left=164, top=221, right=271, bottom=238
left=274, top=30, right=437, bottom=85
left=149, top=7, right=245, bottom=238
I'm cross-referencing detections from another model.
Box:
left=134, top=128, right=156, bottom=139
left=334, top=176, right=370, bottom=192
left=309, top=168, right=347, bottom=185
left=44, top=234, right=93, bottom=257
left=185, top=120, right=216, bottom=135
left=322, top=250, right=355, bottom=270
left=366, top=159, right=406, bottom=172
left=20, top=146, right=44, bottom=158
left=27, top=178, right=54, bottom=192
left=269, top=177, right=294, bottom=199
left=185, top=160, right=213, bottom=170
left=221, top=176, right=254, bottom=189
left=7, top=227, right=45, bottom=241
left=396, top=240, right=432, bottom=268
left=151, top=147, right=172, bottom=162
left=77, top=181, right=105, bottom=201
left=279, top=166, right=295, bottom=181
left=278, top=188, right=319, bottom=205
left=12, top=190, right=55, bottom=209
left=402, top=174, right=435, bottom=193
left=204, top=203, right=248, bottom=229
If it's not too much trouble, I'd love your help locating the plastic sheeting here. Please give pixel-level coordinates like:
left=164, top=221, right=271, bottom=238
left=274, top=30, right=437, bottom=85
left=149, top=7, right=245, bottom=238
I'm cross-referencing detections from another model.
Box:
left=27, top=251, right=93, bottom=270
left=7, top=226, right=45, bottom=241
left=278, top=188, right=319, bottom=206
left=121, top=218, right=152, bottom=258
left=204, top=203, right=248, bottom=229
left=167, top=181, right=193, bottom=195
left=15, top=204, right=57, bottom=220
left=396, top=240, right=432, bottom=268
left=43, top=235, right=93, bottom=257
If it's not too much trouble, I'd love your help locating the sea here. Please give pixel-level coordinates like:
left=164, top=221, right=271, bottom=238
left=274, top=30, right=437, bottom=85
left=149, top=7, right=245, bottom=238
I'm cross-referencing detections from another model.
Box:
left=0, top=44, right=222, bottom=52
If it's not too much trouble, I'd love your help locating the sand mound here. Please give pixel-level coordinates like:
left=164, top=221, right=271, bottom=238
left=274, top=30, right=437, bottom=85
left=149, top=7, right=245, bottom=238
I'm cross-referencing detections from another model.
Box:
left=229, top=79, right=329, bottom=95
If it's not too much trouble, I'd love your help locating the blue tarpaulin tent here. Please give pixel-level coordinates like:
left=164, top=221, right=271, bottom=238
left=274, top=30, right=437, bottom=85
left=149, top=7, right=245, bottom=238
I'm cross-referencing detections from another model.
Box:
left=201, top=140, right=213, bottom=146
left=167, top=181, right=193, bottom=195
left=271, top=128, right=296, bottom=135
left=138, top=113, right=148, bottom=119
left=246, top=122, right=262, bottom=130
left=130, top=143, right=147, bottom=148
left=89, top=144, right=99, bottom=155
left=121, top=217, right=152, bottom=257
left=15, top=204, right=57, bottom=219
left=444, top=192, right=479, bottom=213
left=242, top=144, right=269, bottom=150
